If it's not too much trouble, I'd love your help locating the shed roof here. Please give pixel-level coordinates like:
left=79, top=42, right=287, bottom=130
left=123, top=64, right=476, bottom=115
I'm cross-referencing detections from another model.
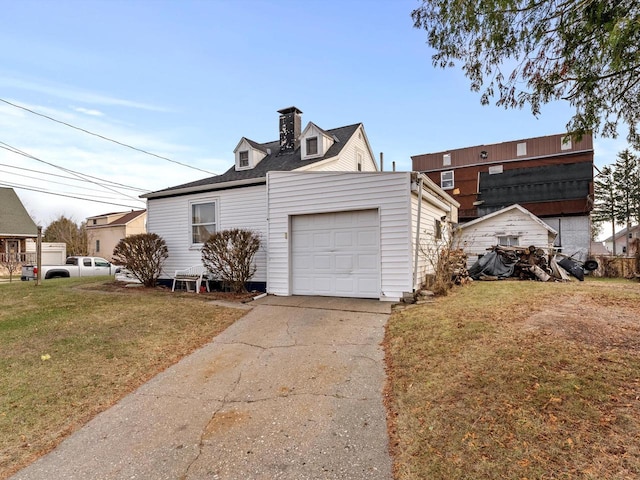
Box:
left=460, top=203, right=558, bottom=235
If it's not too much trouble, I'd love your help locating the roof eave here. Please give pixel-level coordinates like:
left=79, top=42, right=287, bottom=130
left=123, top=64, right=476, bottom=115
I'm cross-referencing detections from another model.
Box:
left=141, top=177, right=266, bottom=199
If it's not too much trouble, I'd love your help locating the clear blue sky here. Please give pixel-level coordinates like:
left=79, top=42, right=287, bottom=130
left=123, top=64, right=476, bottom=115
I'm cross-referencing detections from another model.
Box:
left=0, top=0, right=626, bottom=227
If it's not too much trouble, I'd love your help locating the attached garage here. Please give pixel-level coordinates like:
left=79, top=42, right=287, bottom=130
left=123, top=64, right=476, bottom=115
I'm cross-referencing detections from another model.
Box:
left=266, top=171, right=459, bottom=302
left=291, top=210, right=380, bottom=298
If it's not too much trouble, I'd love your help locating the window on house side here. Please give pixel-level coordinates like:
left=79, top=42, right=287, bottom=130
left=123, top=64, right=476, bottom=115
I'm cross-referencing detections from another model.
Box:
left=191, top=202, right=216, bottom=244
left=561, top=137, right=572, bottom=150
left=357, top=151, right=363, bottom=171
left=306, top=136, right=318, bottom=156
left=239, top=151, right=249, bottom=168
left=517, top=142, right=527, bottom=156
left=441, top=170, right=454, bottom=190
left=96, top=240, right=100, bottom=252
left=498, top=235, right=519, bottom=247
left=443, top=154, right=451, bottom=166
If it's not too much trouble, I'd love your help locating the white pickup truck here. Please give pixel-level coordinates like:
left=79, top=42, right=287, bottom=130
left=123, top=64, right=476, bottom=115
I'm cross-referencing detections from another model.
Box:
left=21, top=256, right=121, bottom=281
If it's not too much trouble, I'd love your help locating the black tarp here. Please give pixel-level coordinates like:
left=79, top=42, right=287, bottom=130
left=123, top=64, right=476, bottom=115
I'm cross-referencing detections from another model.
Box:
left=468, top=251, right=518, bottom=279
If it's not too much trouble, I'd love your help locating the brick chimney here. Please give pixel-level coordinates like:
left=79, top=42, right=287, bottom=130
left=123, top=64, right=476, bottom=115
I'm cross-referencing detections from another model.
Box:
left=278, top=106, right=302, bottom=153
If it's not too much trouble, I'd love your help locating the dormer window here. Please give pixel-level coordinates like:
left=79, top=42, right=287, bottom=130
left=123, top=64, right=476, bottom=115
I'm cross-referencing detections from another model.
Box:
left=306, top=137, right=318, bottom=156
left=234, top=138, right=267, bottom=171
left=239, top=151, right=249, bottom=168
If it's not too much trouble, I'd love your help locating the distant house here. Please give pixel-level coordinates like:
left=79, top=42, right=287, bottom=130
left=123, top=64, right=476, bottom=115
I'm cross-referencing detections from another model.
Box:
left=142, top=107, right=459, bottom=301
left=603, top=225, right=640, bottom=256
left=0, top=187, right=38, bottom=265
left=457, top=204, right=558, bottom=266
left=86, top=210, right=147, bottom=261
left=411, top=133, right=594, bottom=260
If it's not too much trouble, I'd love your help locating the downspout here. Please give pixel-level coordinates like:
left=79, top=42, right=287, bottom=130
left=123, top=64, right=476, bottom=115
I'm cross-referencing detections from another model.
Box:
left=413, top=175, right=424, bottom=291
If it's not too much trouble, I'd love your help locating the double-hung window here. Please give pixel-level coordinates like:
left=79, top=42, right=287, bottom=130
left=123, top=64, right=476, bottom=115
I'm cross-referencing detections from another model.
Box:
left=191, top=201, right=217, bottom=244
left=306, top=136, right=318, bottom=156
left=239, top=151, right=249, bottom=168
left=441, top=170, right=454, bottom=190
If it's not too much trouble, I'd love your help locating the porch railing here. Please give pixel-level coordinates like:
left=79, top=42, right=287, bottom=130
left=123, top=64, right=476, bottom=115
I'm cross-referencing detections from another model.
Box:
left=0, top=252, right=37, bottom=264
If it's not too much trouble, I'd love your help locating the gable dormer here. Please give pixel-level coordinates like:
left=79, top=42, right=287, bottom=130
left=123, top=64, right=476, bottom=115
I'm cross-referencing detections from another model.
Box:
left=300, top=122, right=335, bottom=160
left=233, top=137, right=268, bottom=171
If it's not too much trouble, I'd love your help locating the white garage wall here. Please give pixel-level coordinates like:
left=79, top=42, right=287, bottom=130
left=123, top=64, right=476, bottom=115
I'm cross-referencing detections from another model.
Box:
left=411, top=188, right=452, bottom=289
left=267, top=171, right=413, bottom=301
left=147, top=184, right=268, bottom=280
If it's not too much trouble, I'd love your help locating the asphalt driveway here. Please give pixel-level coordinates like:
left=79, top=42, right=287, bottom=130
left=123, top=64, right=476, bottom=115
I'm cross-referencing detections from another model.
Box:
left=11, top=296, right=393, bottom=480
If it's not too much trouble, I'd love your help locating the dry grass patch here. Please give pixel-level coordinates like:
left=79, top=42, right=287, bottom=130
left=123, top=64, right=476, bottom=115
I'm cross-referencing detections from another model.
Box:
left=385, top=278, right=640, bottom=480
left=0, top=278, right=246, bottom=479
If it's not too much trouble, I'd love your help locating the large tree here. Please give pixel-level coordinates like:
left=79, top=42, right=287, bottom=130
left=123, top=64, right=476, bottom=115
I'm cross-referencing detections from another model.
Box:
left=612, top=149, right=640, bottom=253
left=592, top=165, right=618, bottom=254
left=43, top=216, right=88, bottom=257
left=412, top=1, right=640, bottom=145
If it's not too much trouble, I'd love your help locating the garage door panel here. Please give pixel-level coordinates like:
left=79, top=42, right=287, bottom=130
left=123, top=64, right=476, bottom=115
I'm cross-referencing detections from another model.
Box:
left=335, top=231, right=354, bottom=247
left=292, top=254, right=312, bottom=270
left=292, top=210, right=380, bottom=299
left=335, top=255, right=353, bottom=271
left=313, top=254, right=333, bottom=270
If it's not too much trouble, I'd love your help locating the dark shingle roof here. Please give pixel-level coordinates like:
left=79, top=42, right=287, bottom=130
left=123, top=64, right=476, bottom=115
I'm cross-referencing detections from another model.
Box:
left=0, top=188, right=38, bottom=236
left=145, top=123, right=361, bottom=198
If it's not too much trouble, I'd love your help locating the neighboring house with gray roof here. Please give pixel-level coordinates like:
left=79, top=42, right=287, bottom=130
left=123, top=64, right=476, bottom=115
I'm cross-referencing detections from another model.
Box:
left=142, top=107, right=459, bottom=301
left=0, top=187, right=38, bottom=265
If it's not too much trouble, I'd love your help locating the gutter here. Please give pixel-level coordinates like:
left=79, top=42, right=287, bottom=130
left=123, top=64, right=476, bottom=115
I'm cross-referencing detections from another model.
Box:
left=141, top=177, right=267, bottom=200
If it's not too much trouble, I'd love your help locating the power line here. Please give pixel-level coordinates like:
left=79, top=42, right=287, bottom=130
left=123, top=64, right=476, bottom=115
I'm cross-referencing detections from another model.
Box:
left=0, top=162, right=147, bottom=193
left=0, top=181, right=144, bottom=209
left=0, top=97, right=217, bottom=176
left=0, top=142, right=142, bottom=202
left=0, top=168, right=144, bottom=198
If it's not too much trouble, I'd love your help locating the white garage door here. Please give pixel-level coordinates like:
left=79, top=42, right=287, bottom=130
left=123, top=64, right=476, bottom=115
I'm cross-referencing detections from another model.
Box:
left=291, top=209, right=380, bottom=298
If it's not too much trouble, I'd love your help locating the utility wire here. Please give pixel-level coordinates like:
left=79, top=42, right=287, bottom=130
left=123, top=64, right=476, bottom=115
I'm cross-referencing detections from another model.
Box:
left=0, top=97, right=217, bottom=176
left=0, top=168, right=144, bottom=198
left=0, top=162, right=147, bottom=193
left=0, top=142, right=142, bottom=202
left=0, top=181, right=144, bottom=209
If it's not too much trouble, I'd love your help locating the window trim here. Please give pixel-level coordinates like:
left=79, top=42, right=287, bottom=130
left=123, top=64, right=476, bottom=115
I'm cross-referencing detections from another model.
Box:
left=497, top=235, right=519, bottom=247
left=440, top=170, right=454, bottom=190
left=189, top=199, right=218, bottom=246
left=238, top=150, right=249, bottom=168
left=306, top=136, right=318, bottom=156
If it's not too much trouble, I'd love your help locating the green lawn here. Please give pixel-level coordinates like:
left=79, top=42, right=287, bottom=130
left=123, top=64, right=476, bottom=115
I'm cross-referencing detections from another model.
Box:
left=0, top=278, right=245, bottom=479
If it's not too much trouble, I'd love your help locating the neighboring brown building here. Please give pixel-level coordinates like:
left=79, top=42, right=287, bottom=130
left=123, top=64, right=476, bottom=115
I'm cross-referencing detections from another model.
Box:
left=86, top=210, right=147, bottom=261
left=411, top=133, right=595, bottom=259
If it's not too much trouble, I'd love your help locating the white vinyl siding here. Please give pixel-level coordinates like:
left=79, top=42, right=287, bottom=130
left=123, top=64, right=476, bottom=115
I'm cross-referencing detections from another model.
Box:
left=410, top=187, right=451, bottom=289
left=146, top=185, right=267, bottom=280
left=299, top=125, right=378, bottom=172
left=458, top=207, right=557, bottom=267
left=267, top=171, right=413, bottom=301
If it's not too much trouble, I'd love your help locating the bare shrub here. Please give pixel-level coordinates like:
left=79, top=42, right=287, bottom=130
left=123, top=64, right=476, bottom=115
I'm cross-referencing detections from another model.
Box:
left=201, top=229, right=260, bottom=293
left=0, top=252, right=21, bottom=282
left=112, top=233, right=168, bottom=287
left=419, top=221, right=461, bottom=296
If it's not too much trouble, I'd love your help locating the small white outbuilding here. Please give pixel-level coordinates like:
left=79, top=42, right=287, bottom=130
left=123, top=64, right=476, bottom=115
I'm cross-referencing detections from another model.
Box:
left=457, top=204, right=558, bottom=266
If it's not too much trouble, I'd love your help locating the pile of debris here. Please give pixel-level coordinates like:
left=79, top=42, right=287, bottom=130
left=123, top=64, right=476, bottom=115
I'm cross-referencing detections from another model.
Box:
left=468, top=245, right=597, bottom=282
left=444, top=248, right=471, bottom=285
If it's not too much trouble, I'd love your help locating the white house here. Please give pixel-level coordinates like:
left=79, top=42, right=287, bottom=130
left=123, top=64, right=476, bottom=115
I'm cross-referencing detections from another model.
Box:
left=457, top=204, right=558, bottom=266
left=603, top=224, right=640, bottom=256
left=142, top=107, right=459, bottom=301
